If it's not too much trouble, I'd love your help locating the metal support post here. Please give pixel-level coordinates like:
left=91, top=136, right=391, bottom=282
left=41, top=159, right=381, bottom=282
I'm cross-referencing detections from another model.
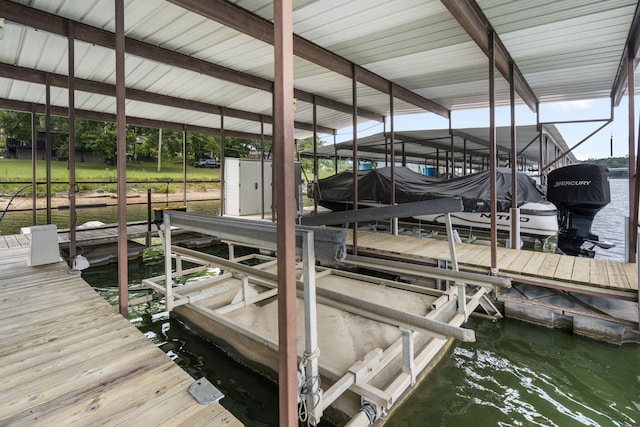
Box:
left=164, top=212, right=174, bottom=311
left=509, top=208, right=520, bottom=249
left=241, top=275, right=250, bottom=307
left=228, top=242, right=235, bottom=262
left=445, top=213, right=466, bottom=317
left=301, top=231, right=322, bottom=424
left=400, top=328, right=416, bottom=386
left=176, top=254, right=183, bottom=278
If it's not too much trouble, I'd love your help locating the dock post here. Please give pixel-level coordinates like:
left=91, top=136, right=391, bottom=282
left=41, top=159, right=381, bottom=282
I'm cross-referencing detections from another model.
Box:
left=400, top=328, right=416, bottom=386
left=176, top=254, right=183, bottom=278
left=146, top=188, right=152, bottom=247
left=444, top=214, right=467, bottom=317
left=510, top=207, right=520, bottom=250
left=164, top=212, right=174, bottom=311
left=301, top=231, right=322, bottom=424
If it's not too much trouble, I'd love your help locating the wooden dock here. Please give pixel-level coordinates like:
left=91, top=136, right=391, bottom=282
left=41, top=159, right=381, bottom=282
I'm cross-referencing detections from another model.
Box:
left=345, top=229, right=638, bottom=297
left=0, top=237, right=242, bottom=426
left=343, top=229, right=640, bottom=342
left=56, top=222, right=162, bottom=247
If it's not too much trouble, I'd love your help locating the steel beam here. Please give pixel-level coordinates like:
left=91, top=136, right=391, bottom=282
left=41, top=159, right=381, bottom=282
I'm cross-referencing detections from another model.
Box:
left=509, top=62, right=519, bottom=250
left=611, top=3, right=640, bottom=106
left=67, top=21, right=77, bottom=261
left=1, top=0, right=381, bottom=124
left=441, top=0, right=538, bottom=112
left=45, top=79, right=52, bottom=224
left=115, top=0, right=128, bottom=317
left=169, top=0, right=450, bottom=119
left=0, top=63, right=335, bottom=135
left=630, top=45, right=639, bottom=263
left=274, top=1, right=298, bottom=422
left=0, top=97, right=272, bottom=141
left=30, top=109, right=36, bottom=226
left=168, top=212, right=346, bottom=263
left=352, top=65, right=359, bottom=256
left=489, top=32, right=498, bottom=273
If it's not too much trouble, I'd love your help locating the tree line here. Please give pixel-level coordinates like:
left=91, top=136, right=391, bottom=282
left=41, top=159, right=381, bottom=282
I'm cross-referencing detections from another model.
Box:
left=0, top=110, right=273, bottom=165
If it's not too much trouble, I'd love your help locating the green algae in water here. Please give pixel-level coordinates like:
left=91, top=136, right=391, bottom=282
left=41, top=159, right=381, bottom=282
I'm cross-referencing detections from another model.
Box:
left=384, top=317, right=640, bottom=427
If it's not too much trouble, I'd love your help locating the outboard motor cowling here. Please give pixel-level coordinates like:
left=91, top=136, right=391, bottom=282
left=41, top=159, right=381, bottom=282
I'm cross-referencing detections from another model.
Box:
left=547, top=164, right=611, bottom=257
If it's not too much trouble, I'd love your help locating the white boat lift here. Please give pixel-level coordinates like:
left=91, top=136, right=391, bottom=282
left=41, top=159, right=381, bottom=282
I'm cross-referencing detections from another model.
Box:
left=143, top=210, right=510, bottom=425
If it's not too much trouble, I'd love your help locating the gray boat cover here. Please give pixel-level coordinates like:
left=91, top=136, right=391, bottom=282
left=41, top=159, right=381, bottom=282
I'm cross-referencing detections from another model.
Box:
left=316, top=166, right=547, bottom=212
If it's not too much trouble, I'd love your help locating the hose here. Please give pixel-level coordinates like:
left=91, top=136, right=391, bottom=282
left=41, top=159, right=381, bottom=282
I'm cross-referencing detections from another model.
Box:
left=0, top=184, right=32, bottom=223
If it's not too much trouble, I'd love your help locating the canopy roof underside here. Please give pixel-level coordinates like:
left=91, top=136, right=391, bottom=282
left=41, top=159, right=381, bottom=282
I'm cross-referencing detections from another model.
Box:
left=0, top=0, right=638, bottom=145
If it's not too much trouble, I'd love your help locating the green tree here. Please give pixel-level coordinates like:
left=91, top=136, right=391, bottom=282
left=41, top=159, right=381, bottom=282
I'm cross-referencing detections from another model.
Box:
left=0, top=110, right=32, bottom=142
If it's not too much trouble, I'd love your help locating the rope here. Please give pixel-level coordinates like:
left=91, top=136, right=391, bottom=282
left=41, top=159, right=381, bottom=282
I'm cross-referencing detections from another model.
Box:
left=298, top=347, right=322, bottom=426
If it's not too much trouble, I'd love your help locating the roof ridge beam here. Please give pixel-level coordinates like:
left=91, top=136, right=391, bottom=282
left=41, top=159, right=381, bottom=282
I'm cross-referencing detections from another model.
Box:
left=0, top=63, right=336, bottom=135
left=440, top=0, right=538, bottom=112
left=0, top=97, right=271, bottom=141
left=168, top=0, right=450, bottom=119
left=0, top=0, right=382, bottom=123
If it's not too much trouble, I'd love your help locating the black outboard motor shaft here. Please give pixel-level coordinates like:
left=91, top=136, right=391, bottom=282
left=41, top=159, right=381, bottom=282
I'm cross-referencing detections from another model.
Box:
left=546, top=164, right=611, bottom=257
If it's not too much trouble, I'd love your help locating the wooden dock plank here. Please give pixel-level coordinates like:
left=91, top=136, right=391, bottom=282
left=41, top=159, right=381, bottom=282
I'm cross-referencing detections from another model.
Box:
left=456, top=244, right=489, bottom=267
left=588, top=259, right=609, bottom=287
left=495, top=247, right=524, bottom=271
left=538, top=253, right=561, bottom=279
left=621, top=262, right=639, bottom=290
left=4, top=234, right=20, bottom=248
left=0, top=259, right=241, bottom=426
left=344, top=228, right=637, bottom=295
left=571, top=257, right=591, bottom=283
left=501, top=250, right=535, bottom=274
left=553, top=255, right=575, bottom=281
left=519, top=251, right=547, bottom=276
left=604, top=260, right=629, bottom=290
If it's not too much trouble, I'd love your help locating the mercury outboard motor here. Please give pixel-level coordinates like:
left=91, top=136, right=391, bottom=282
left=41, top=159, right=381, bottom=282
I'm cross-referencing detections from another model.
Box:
left=547, top=164, right=613, bottom=257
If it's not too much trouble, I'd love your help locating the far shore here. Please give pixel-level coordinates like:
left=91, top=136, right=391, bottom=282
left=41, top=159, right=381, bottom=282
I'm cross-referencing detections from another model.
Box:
left=0, top=188, right=221, bottom=212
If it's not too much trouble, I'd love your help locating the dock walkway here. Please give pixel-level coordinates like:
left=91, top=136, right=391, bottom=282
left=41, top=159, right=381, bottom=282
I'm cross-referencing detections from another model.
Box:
left=345, top=229, right=640, bottom=343
left=0, top=236, right=241, bottom=426
left=346, top=229, right=638, bottom=297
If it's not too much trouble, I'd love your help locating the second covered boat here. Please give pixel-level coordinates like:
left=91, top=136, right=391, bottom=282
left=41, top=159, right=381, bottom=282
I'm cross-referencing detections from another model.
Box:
left=311, top=166, right=558, bottom=240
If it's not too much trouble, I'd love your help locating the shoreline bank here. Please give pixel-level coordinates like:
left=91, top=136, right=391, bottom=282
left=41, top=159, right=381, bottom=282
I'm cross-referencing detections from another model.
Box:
left=0, top=188, right=221, bottom=212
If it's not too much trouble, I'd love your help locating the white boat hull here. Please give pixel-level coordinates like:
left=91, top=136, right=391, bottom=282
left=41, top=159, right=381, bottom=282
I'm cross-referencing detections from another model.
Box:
left=413, top=202, right=558, bottom=239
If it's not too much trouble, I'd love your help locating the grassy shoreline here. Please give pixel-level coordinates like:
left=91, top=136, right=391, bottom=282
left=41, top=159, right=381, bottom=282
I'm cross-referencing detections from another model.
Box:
left=0, top=158, right=221, bottom=195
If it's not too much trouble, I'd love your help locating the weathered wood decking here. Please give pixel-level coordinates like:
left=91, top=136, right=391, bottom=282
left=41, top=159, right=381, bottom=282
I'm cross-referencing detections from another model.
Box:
left=0, top=237, right=241, bottom=426
left=345, top=230, right=638, bottom=298
left=57, top=222, right=154, bottom=246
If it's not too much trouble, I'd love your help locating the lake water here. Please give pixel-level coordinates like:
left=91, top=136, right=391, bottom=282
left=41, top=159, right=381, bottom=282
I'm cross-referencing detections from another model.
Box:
left=591, top=178, right=628, bottom=261
left=1, top=180, right=638, bottom=425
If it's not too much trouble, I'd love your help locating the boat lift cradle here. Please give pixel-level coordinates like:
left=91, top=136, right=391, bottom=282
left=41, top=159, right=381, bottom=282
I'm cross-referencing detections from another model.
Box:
left=143, top=209, right=510, bottom=425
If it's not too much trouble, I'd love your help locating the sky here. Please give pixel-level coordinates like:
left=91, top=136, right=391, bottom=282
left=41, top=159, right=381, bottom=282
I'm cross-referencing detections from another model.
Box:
left=331, top=95, right=640, bottom=162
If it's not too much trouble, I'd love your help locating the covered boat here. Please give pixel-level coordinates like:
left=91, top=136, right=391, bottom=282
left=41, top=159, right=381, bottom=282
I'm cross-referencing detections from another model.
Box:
left=313, top=166, right=558, bottom=239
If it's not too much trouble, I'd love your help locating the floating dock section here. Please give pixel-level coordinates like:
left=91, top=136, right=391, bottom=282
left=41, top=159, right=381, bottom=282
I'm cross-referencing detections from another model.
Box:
left=145, top=212, right=510, bottom=425
left=341, top=229, right=640, bottom=345
left=0, top=232, right=242, bottom=426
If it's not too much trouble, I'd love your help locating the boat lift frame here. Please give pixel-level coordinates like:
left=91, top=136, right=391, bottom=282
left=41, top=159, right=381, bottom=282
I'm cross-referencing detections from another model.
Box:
left=144, top=210, right=511, bottom=425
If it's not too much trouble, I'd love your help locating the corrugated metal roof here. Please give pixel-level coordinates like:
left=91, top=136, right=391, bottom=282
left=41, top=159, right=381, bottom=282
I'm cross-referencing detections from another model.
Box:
left=0, top=0, right=637, bottom=151
left=300, top=125, right=578, bottom=168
